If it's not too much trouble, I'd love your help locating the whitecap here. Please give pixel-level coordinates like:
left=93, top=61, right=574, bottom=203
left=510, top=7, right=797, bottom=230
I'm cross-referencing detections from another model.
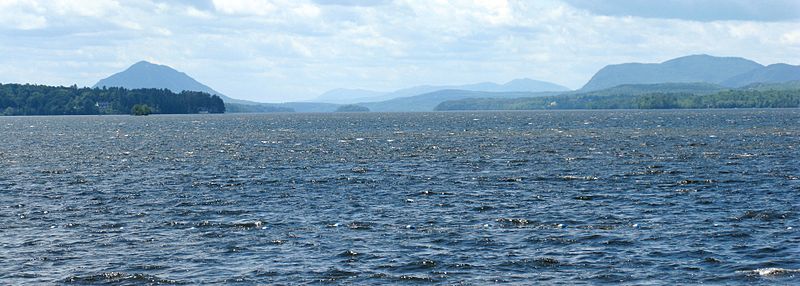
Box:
left=739, top=268, right=800, bottom=276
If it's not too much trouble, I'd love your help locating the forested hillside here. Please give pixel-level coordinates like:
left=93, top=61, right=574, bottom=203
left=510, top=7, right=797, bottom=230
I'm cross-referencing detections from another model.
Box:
left=435, top=89, right=800, bottom=110
left=0, top=83, right=225, bottom=116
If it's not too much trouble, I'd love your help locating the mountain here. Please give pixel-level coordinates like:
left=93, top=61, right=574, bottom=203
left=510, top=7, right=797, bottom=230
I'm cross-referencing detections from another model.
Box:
left=314, top=78, right=569, bottom=104
left=499, top=78, right=571, bottom=92
left=359, top=90, right=558, bottom=112
left=434, top=82, right=728, bottom=111
left=314, top=88, right=386, bottom=104
left=360, top=82, right=720, bottom=112
left=721, top=64, right=800, bottom=87
left=435, top=83, right=800, bottom=111
left=275, top=102, right=341, bottom=113
left=94, top=61, right=262, bottom=106
left=739, top=80, right=800, bottom=91
left=581, top=54, right=764, bottom=91
left=575, top=82, right=726, bottom=96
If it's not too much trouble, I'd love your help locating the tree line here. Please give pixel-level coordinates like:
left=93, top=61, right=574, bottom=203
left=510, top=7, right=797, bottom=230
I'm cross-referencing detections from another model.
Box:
left=0, top=83, right=225, bottom=116
left=435, top=89, right=800, bottom=111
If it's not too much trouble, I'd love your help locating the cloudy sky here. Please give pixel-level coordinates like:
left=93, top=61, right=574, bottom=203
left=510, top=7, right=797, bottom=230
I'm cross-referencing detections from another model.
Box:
left=0, top=0, right=798, bottom=102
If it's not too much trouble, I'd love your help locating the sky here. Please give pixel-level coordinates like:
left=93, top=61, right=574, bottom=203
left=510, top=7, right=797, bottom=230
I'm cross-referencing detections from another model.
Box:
left=0, top=0, right=798, bottom=102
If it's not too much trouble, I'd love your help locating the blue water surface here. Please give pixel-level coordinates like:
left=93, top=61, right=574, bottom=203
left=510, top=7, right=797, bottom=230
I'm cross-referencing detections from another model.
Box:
left=1, top=109, right=798, bottom=284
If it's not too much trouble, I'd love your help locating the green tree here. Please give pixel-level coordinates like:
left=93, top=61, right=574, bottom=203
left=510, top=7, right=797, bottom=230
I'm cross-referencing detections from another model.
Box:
left=131, top=104, right=153, bottom=116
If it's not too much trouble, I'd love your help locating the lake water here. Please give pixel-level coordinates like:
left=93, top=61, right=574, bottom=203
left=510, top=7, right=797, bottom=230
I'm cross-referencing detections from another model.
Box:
left=1, top=110, right=799, bottom=285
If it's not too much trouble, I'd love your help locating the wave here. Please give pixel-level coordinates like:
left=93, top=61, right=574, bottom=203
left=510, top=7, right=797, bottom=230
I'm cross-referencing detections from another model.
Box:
left=64, top=272, right=180, bottom=284
left=738, top=268, right=800, bottom=276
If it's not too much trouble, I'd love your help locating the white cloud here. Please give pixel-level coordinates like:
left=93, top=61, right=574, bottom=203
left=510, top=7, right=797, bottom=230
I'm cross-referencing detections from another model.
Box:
left=0, top=0, right=48, bottom=29
left=292, top=3, right=321, bottom=18
left=50, top=0, right=121, bottom=17
left=781, top=31, right=800, bottom=45
left=186, top=6, right=214, bottom=19
left=473, top=0, right=512, bottom=25
left=212, top=0, right=276, bottom=16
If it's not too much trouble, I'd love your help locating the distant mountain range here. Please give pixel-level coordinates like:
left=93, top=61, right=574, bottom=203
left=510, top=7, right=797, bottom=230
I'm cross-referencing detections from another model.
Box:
left=315, top=78, right=570, bottom=104
left=92, top=61, right=571, bottom=112
left=359, top=90, right=559, bottom=112
left=721, top=63, right=800, bottom=87
left=316, top=88, right=386, bottom=104
left=581, top=54, right=800, bottom=91
left=92, top=54, right=799, bottom=113
left=435, top=81, right=800, bottom=111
